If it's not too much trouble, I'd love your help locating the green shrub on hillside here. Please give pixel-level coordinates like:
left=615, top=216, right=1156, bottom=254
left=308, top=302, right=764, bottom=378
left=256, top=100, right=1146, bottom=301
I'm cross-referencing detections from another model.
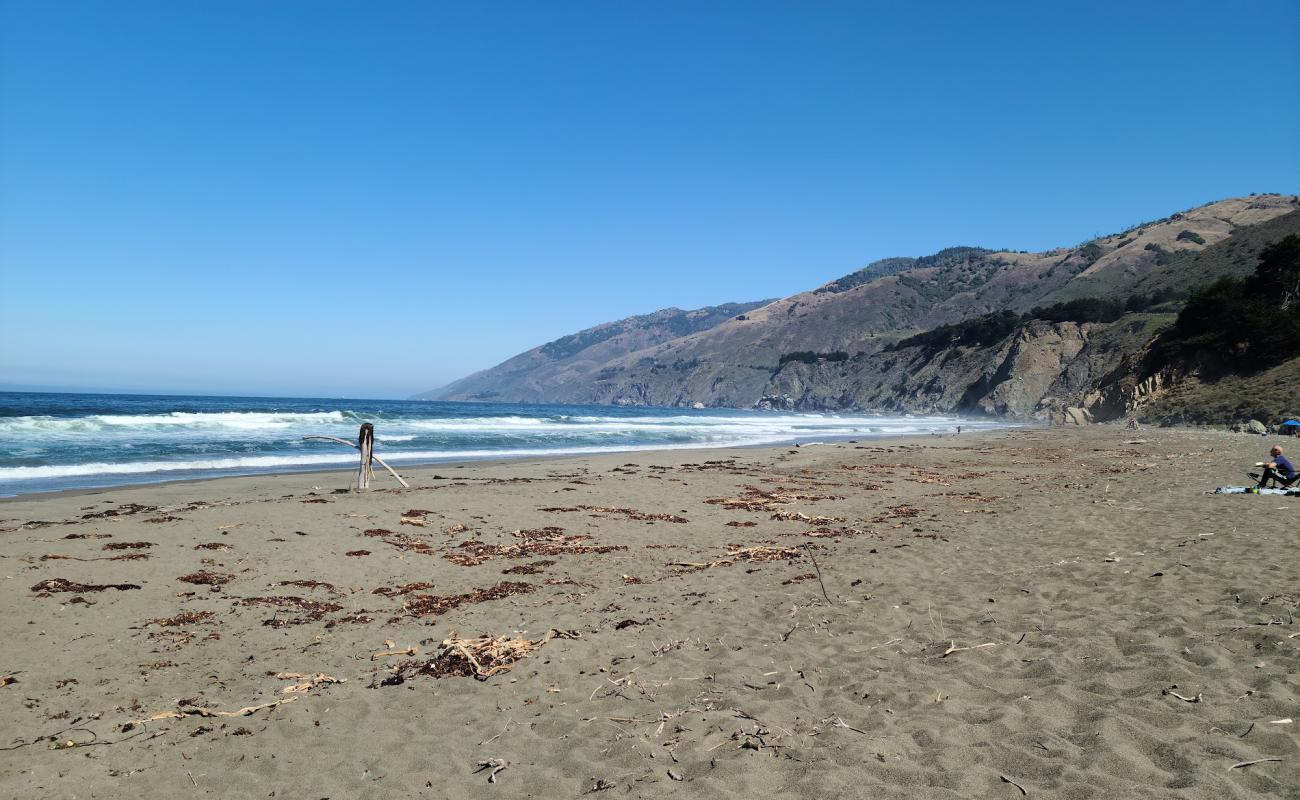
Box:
left=1148, top=234, right=1300, bottom=371
left=1176, top=229, right=1206, bottom=245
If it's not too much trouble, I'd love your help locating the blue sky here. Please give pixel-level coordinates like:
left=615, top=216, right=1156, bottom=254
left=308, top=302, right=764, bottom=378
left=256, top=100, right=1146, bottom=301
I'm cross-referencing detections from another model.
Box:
left=1, top=1, right=1297, bottom=399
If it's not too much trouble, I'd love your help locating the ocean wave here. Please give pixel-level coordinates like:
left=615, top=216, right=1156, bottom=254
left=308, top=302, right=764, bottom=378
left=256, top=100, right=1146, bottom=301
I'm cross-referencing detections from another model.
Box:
left=0, top=410, right=349, bottom=435
left=0, top=438, right=801, bottom=482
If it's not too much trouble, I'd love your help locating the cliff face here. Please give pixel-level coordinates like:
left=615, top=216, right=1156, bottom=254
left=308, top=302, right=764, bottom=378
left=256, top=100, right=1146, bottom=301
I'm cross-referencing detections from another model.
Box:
left=421, top=195, right=1300, bottom=419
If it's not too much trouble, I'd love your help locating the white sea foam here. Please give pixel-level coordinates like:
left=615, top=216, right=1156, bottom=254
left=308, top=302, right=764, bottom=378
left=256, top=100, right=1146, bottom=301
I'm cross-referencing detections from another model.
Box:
left=0, top=410, right=348, bottom=435
left=0, top=438, right=802, bottom=482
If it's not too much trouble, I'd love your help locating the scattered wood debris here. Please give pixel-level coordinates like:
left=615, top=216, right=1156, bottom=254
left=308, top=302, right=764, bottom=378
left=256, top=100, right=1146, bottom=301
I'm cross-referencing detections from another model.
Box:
left=668, top=546, right=803, bottom=571
left=123, top=698, right=297, bottom=730
left=274, top=672, right=344, bottom=694
left=400, top=628, right=579, bottom=680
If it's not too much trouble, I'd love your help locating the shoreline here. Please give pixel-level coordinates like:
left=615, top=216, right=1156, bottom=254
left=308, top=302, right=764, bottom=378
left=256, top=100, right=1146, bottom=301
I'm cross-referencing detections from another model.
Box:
left=2, top=425, right=1294, bottom=798
left=0, top=424, right=1020, bottom=502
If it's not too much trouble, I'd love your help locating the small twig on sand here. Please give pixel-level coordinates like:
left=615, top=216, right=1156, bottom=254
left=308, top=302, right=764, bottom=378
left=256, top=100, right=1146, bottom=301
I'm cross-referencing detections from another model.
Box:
left=802, top=544, right=833, bottom=605
left=1229, top=758, right=1281, bottom=770
left=1161, top=687, right=1202, bottom=703
left=479, top=719, right=515, bottom=747
left=782, top=623, right=798, bottom=641
left=1238, top=722, right=1254, bottom=738
left=1000, top=774, right=1027, bottom=795
left=474, top=758, right=508, bottom=783
left=941, top=641, right=997, bottom=657
left=828, top=717, right=867, bottom=734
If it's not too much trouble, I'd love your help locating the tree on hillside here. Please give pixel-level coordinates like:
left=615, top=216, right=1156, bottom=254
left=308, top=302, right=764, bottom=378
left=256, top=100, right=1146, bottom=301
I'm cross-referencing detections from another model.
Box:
left=1151, top=234, right=1300, bottom=371
left=1250, top=235, right=1300, bottom=310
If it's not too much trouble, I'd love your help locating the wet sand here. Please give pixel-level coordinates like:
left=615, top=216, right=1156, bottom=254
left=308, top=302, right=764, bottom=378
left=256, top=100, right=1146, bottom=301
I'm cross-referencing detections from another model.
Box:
left=1, top=426, right=1296, bottom=799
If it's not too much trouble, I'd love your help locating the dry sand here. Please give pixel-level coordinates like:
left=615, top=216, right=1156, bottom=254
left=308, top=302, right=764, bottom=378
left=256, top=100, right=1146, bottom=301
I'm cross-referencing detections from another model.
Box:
left=0, top=426, right=1296, bottom=799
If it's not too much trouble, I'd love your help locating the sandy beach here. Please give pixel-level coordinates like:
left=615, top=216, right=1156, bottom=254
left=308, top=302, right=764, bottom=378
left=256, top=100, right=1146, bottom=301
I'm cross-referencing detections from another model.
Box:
left=0, top=426, right=1296, bottom=799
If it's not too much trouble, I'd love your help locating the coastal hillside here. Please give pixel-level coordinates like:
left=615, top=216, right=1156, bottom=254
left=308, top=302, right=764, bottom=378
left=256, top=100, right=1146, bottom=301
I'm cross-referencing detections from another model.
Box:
left=421, top=195, right=1300, bottom=421
left=414, top=301, right=772, bottom=403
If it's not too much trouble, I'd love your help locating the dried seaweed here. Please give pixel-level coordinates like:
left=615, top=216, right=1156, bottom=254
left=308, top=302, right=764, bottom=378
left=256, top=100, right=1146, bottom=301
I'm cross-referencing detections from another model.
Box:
left=539, top=506, right=688, bottom=523
left=81, top=503, right=157, bottom=519
left=345, top=550, right=371, bottom=557
left=195, top=542, right=232, bottom=551
left=667, top=546, right=803, bottom=571
left=179, top=570, right=234, bottom=586
left=372, top=582, right=434, bottom=597
left=705, top=484, right=843, bottom=512
left=144, top=611, right=215, bottom=627
left=102, top=541, right=155, bottom=551
left=403, top=628, right=579, bottom=680
left=444, top=536, right=625, bottom=567
left=238, top=596, right=343, bottom=626
left=502, top=560, right=555, bottom=575
left=63, top=533, right=112, bottom=540
left=363, top=528, right=437, bottom=555
left=277, top=579, right=339, bottom=594
left=31, top=578, right=141, bottom=594
left=40, top=552, right=149, bottom=562
left=871, top=505, right=922, bottom=523
left=770, top=511, right=844, bottom=525
left=400, top=581, right=537, bottom=618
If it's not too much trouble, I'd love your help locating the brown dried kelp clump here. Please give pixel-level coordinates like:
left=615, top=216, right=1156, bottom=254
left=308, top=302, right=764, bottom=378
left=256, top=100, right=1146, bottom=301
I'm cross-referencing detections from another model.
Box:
left=372, top=581, right=434, bottom=597
left=538, top=505, right=689, bottom=523
left=277, top=579, right=339, bottom=594
left=195, top=542, right=232, bottom=551
left=239, top=596, right=343, bottom=627
left=103, top=541, right=155, bottom=550
left=400, top=509, right=437, bottom=527
left=770, top=511, right=844, bottom=525
left=400, top=581, right=536, bottom=618
left=63, top=532, right=112, bottom=540
left=667, top=545, right=804, bottom=572
left=81, top=503, right=158, bottom=519
left=363, top=528, right=437, bottom=555
left=444, top=535, right=625, bottom=567
left=404, top=628, right=579, bottom=680
left=871, top=504, right=922, bottom=523
left=179, top=570, right=234, bottom=586
left=705, top=484, right=843, bottom=512
left=144, top=610, right=216, bottom=627
left=502, top=560, right=555, bottom=575
left=32, top=578, right=142, bottom=594
left=41, top=552, right=149, bottom=562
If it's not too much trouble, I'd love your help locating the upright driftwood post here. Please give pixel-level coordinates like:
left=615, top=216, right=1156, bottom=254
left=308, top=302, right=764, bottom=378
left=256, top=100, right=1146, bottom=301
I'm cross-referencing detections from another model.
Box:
left=357, top=423, right=375, bottom=490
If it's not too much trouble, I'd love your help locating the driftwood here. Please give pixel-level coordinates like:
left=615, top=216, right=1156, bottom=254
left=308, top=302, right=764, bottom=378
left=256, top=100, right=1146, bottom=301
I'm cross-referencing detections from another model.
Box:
left=303, top=425, right=409, bottom=489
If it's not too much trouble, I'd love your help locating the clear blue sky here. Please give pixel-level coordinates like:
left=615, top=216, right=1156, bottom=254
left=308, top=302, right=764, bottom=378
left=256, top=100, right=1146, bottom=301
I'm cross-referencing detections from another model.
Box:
left=2, top=1, right=1297, bottom=399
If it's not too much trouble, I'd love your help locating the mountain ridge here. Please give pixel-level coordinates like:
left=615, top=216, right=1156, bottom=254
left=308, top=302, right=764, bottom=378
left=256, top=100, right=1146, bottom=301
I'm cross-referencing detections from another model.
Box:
left=419, top=194, right=1300, bottom=423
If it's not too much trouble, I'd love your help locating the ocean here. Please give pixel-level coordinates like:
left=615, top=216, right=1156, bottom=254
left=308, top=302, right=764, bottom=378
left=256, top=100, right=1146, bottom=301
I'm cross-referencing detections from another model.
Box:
left=0, top=392, right=1005, bottom=496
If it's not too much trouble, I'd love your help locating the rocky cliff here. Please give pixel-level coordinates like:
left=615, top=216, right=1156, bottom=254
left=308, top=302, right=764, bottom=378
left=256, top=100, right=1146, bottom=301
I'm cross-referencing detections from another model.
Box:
left=420, top=195, right=1300, bottom=420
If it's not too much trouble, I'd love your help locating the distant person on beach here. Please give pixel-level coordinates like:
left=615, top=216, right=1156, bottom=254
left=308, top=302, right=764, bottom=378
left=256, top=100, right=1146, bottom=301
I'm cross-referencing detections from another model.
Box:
left=1254, top=445, right=1298, bottom=488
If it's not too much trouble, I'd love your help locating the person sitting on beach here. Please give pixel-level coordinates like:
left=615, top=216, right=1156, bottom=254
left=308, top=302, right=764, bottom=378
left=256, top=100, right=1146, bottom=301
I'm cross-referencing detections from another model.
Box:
left=1254, top=445, right=1298, bottom=488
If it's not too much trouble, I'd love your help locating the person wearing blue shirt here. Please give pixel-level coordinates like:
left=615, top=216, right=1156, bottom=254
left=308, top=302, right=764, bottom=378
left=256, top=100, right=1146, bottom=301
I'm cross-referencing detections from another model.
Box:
left=1255, top=445, right=1298, bottom=488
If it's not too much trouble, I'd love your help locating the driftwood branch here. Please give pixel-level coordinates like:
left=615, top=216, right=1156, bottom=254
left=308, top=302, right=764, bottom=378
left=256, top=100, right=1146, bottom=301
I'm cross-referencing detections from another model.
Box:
left=302, top=434, right=410, bottom=488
